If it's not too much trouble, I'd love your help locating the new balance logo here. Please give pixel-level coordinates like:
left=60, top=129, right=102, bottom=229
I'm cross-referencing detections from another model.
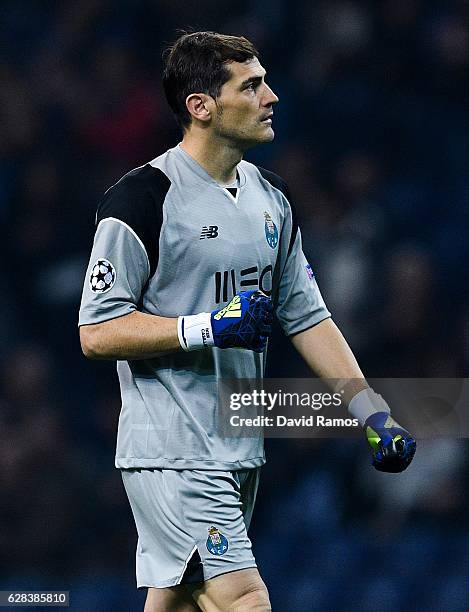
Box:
left=200, top=225, right=219, bottom=239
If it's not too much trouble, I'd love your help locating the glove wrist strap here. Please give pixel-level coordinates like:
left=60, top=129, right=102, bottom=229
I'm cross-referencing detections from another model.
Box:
left=177, top=313, right=214, bottom=351
left=348, top=388, right=390, bottom=427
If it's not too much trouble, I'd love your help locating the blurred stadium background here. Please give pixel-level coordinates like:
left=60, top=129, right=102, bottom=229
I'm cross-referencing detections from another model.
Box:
left=1, top=1, right=469, bottom=610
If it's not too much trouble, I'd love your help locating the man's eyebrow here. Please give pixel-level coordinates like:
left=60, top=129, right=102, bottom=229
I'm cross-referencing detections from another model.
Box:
left=239, top=75, right=265, bottom=89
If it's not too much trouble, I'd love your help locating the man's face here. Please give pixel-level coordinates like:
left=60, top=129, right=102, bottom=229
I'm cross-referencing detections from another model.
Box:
left=210, top=58, right=279, bottom=148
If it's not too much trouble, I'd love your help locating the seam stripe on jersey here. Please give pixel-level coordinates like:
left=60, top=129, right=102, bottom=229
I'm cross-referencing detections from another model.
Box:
left=102, top=163, right=147, bottom=197
left=97, top=217, right=150, bottom=275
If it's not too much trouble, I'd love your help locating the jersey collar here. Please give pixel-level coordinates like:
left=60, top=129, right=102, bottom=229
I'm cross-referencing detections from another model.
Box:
left=172, top=144, right=247, bottom=190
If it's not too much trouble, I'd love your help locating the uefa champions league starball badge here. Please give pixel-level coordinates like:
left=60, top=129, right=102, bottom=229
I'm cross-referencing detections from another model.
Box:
left=264, top=211, right=278, bottom=249
left=206, top=526, right=229, bottom=556
left=89, top=258, right=116, bottom=293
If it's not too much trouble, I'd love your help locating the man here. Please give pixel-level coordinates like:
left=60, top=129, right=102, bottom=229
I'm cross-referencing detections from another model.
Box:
left=79, top=32, right=416, bottom=612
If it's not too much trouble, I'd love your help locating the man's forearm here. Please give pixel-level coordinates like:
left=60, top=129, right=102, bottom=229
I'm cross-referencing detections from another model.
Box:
left=79, top=290, right=273, bottom=361
left=290, top=318, right=368, bottom=404
left=79, top=311, right=180, bottom=360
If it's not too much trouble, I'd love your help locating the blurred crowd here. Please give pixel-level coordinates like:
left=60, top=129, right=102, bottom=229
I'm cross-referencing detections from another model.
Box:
left=1, top=1, right=468, bottom=610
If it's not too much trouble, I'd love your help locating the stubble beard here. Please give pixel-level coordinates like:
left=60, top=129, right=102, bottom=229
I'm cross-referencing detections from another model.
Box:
left=215, top=114, right=274, bottom=150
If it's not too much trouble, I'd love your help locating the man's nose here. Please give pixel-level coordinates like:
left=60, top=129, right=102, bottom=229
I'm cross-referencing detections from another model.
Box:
left=263, top=84, right=279, bottom=106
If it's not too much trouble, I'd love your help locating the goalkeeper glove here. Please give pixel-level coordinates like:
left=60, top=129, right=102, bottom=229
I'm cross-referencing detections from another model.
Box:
left=177, top=290, right=273, bottom=353
left=364, top=412, right=416, bottom=473
left=348, top=388, right=416, bottom=473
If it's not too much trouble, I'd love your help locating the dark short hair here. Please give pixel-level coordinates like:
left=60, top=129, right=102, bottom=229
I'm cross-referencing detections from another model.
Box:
left=162, top=31, right=258, bottom=130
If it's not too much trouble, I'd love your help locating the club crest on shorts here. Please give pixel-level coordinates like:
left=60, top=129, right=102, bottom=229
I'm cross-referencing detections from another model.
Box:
left=206, top=526, right=229, bottom=556
left=89, top=258, right=116, bottom=293
left=264, top=211, right=278, bottom=249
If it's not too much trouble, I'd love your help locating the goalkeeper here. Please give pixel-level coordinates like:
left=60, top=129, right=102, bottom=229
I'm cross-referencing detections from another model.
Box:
left=79, top=31, right=415, bottom=612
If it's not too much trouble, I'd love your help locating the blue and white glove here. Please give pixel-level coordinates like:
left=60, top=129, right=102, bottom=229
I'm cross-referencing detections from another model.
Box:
left=178, top=290, right=273, bottom=353
left=349, top=388, right=416, bottom=473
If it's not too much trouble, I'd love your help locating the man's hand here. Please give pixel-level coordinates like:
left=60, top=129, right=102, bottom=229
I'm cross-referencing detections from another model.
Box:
left=364, top=412, right=416, bottom=473
left=211, top=290, right=273, bottom=352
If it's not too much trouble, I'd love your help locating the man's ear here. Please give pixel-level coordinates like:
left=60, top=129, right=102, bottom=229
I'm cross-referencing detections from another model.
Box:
left=185, top=93, right=213, bottom=124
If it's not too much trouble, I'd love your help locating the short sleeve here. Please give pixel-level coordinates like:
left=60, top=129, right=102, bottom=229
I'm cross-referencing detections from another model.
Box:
left=78, top=219, right=150, bottom=326
left=256, top=166, right=331, bottom=336
left=78, top=164, right=171, bottom=326
left=275, top=227, right=331, bottom=336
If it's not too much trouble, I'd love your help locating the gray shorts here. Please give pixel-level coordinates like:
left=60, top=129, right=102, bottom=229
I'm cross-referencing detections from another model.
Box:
left=121, top=467, right=260, bottom=588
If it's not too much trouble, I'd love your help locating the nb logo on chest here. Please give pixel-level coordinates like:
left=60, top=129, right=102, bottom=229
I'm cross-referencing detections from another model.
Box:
left=200, top=225, right=219, bottom=239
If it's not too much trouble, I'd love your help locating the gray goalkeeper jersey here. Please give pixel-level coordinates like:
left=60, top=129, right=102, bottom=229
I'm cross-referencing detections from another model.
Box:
left=79, top=144, right=330, bottom=469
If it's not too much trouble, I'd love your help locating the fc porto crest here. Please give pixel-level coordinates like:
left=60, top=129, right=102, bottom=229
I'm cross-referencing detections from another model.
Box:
left=206, top=526, right=229, bottom=556
left=264, top=211, right=278, bottom=249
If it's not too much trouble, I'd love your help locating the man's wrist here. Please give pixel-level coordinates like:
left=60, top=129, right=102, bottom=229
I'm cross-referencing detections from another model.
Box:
left=348, top=388, right=390, bottom=427
left=177, top=313, right=214, bottom=351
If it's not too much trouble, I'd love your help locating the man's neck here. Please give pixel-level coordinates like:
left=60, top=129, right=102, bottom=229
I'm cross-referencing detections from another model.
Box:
left=180, top=131, right=242, bottom=185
